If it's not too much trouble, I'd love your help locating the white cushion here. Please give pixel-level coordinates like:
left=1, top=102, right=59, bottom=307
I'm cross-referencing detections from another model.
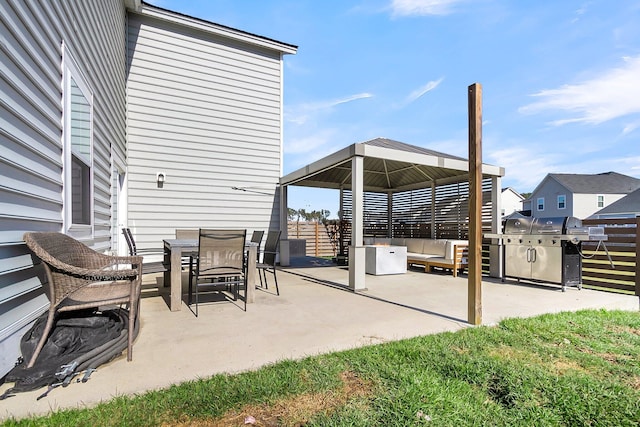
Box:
left=407, top=252, right=439, bottom=261
left=405, top=239, right=424, bottom=254
left=390, top=238, right=406, bottom=247
left=421, top=239, right=447, bottom=257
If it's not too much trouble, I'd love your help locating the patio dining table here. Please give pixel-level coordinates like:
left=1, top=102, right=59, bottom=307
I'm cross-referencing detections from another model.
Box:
left=163, top=239, right=258, bottom=312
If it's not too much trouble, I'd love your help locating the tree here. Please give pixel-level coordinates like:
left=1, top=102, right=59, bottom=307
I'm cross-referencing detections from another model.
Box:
left=288, top=208, right=331, bottom=222
left=287, top=208, right=299, bottom=221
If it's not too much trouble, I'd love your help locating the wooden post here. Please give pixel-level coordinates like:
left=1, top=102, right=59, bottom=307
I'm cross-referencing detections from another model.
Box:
left=635, top=216, right=640, bottom=297
left=468, top=83, right=482, bottom=325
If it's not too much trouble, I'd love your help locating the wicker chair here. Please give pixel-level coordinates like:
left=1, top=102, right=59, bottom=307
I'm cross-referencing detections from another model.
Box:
left=23, top=232, right=143, bottom=368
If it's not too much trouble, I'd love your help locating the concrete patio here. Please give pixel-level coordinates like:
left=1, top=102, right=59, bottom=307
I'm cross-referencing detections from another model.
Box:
left=1, top=260, right=638, bottom=421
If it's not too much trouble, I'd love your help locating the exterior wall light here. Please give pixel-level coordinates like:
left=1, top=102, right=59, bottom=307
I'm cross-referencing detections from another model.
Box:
left=156, top=172, right=166, bottom=188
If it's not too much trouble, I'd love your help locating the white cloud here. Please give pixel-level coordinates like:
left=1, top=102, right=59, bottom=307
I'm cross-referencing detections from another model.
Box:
left=622, top=120, right=640, bottom=135
left=390, top=0, right=462, bottom=16
left=487, top=146, right=560, bottom=191
left=570, top=2, right=591, bottom=23
left=285, top=93, right=373, bottom=125
left=399, top=77, right=444, bottom=106
left=285, top=129, right=338, bottom=155
left=614, top=156, right=640, bottom=176
left=519, top=55, right=640, bottom=127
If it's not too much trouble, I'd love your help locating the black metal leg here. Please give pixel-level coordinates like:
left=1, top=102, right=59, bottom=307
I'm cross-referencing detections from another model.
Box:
left=194, top=276, right=199, bottom=317
left=273, top=267, right=279, bottom=296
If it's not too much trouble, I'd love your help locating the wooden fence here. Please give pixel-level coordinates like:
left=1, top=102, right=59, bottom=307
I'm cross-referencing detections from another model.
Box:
left=582, top=217, right=640, bottom=296
left=287, top=221, right=335, bottom=257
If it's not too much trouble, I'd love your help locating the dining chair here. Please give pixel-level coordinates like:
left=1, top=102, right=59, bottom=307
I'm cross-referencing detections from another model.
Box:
left=122, top=228, right=166, bottom=274
left=22, top=232, right=142, bottom=368
left=188, top=229, right=247, bottom=316
left=257, top=230, right=281, bottom=295
left=175, top=228, right=200, bottom=269
left=175, top=229, right=199, bottom=239
left=250, top=230, right=264, bottom=261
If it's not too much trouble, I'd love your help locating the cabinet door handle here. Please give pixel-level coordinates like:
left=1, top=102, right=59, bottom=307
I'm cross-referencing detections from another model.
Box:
left=531, top=248, right=536, bottom=263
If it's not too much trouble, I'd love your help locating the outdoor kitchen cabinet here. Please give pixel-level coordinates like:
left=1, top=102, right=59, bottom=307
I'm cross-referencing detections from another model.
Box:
left=503, top=217, right=583, bottom=291
left=504, top=236, right=576, bottom=285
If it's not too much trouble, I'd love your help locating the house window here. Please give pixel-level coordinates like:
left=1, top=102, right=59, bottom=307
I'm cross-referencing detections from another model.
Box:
left=597, top=195, right=604, bottom=208
left=63, top=44, right=94, bottom=232
left=557, top=195, right=566, bottom=209
left=537, top=197, right=544, bottom=211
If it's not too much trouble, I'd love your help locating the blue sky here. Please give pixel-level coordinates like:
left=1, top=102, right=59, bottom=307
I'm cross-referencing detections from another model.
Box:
left=152, top=0, right=640, bottom=218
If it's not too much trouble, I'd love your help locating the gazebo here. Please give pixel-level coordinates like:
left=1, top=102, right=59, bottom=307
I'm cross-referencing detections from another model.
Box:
left=279, top=137, right=505, bottom=291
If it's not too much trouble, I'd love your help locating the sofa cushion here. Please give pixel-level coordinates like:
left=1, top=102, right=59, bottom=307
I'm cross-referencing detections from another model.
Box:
left=407, top=252, right=440, bottom=262
left=405, top=239, right=424, bottom=254
left=421, top=239, right=447, bottom=257
left=390, top=238, right=406, bottom=247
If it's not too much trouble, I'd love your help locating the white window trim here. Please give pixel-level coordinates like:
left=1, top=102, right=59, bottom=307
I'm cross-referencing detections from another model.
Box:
left=537, top=197, right=545, bottom=211
left=62, top=43, right=94, bottom=235
left=597, top=194, right=605, bottom=208
left=557, top=194, right=566, bottom=210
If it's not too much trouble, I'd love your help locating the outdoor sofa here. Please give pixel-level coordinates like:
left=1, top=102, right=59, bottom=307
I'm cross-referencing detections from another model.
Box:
left=363, top=237, right=469, bottom=277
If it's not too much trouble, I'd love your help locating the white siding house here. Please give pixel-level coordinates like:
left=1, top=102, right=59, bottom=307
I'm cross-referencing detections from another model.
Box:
left=500, top=187, right=524, bottom=219
left=125, top=5, right=296, bottom=250
left=0, top=0, right=296, bottom=377
left=590, top=187, right=640, bottom=219
left=523, top=172, right=640, bottom=219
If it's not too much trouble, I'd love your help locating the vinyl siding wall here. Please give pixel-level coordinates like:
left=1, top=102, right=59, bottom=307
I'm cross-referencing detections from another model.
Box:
left=573, top=193, right=625, bottom=219
left=0, top=0, right=127, bottom=376
left=126, top=13, right=283, bottom=248
left=531, top=179, right=571, bottom=218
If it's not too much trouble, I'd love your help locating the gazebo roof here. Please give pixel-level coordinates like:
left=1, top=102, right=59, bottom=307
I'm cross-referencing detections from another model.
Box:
left=280, top=137, right=504, bottom=192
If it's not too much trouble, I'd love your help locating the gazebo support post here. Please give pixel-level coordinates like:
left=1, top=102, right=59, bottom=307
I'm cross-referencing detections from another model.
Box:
left=349, top=155, right=366, bottom=291
left=468, top=82, right=483, bottom=325
left=279, top=184, right=291, bottom=266
left=387, top=190, right=393, bottom=237
left=430, top=184, right=436, bottom=238
left=489, top=176, right=503, bottom=278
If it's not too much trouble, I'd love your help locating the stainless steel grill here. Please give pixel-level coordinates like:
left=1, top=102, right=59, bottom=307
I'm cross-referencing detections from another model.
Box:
left=498, top=216, right=607, bottom=291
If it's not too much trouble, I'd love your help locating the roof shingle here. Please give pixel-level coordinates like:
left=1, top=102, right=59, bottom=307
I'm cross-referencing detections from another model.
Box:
left=551, top=172, right=640, bottom=194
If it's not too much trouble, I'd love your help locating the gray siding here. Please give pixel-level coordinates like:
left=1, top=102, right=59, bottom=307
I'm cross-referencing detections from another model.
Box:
left=533, top=178, right=627, bottom=219
left=0, top=0, right=127, bottom=376
left=126, top=12, right=283, bottom=248
left=531, top=178, right=571, bottom=218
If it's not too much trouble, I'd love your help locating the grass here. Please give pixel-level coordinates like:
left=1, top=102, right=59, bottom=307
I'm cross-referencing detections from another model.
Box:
left=2, top=309, right=639, bottom=426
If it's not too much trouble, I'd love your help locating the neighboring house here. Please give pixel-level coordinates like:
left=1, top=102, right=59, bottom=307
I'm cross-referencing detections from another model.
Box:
left=522, top=172, right=640, bottom=219
left=0, top=0, right=296, bottom=377
left=590, top=187, right=640, bottom=219
left=500, top=187, right=524, bottom=219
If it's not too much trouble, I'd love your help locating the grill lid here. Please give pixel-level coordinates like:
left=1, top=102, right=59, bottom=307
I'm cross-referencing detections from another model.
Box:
left=504, top=217, right=533, bottom=234
left=531, top=217, right=566, bottom=234
left=564, top=216, right=583, bottom=231
left=503, top=216, right=584, bottom=235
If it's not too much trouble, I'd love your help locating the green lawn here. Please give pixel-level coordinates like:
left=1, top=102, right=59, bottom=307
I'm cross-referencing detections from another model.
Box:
left=2, top=309, right=640, bottom=426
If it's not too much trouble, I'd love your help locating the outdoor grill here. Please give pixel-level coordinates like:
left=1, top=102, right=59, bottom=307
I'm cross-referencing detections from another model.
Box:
left=500, top=216, right=607, bottom=291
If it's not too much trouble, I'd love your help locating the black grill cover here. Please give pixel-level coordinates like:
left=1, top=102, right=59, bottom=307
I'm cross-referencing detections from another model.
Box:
left=1, top=308, right=135, bottom=397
